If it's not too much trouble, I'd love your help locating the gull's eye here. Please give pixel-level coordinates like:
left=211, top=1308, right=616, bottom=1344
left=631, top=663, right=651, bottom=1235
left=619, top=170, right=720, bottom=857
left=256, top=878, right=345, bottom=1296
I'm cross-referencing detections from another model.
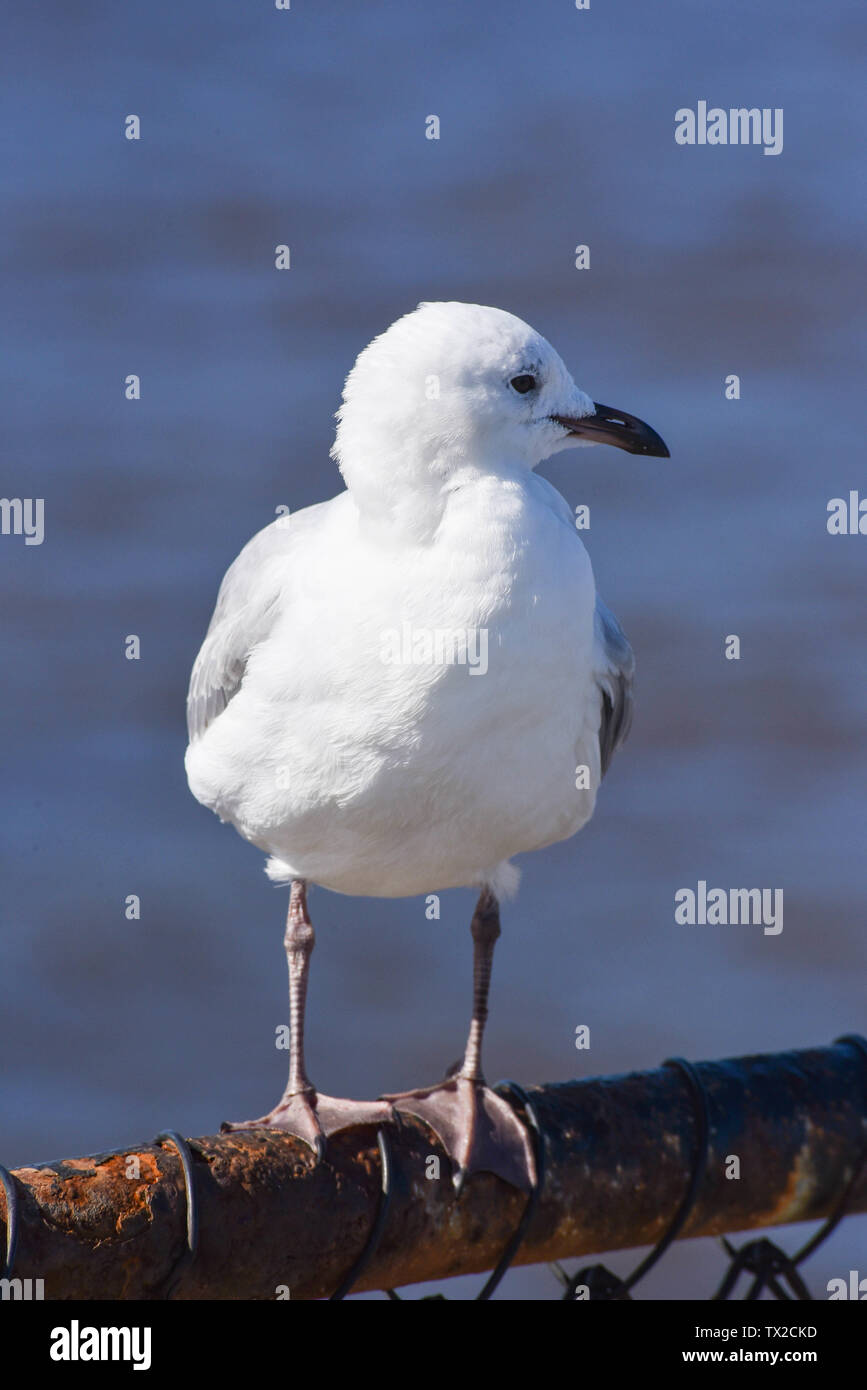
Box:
left=510, top=374, right=536, bottom=395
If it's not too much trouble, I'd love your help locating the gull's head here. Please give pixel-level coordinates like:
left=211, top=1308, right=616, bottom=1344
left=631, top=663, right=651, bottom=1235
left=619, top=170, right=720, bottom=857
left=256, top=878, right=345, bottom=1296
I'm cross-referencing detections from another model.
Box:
left=332, top=302, right=668, bottom=515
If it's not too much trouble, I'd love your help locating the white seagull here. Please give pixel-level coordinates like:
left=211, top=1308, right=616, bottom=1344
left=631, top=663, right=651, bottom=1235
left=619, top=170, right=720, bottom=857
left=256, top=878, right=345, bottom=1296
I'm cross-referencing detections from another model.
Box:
left=185, top=302, right=668, bottom=1192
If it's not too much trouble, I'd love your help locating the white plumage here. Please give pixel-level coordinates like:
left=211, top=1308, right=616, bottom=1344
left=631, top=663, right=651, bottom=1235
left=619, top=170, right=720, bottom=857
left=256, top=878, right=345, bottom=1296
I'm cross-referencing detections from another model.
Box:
left=183, top=302, right=664, bottom=1187
left=186, top=302, right=633, bottom=898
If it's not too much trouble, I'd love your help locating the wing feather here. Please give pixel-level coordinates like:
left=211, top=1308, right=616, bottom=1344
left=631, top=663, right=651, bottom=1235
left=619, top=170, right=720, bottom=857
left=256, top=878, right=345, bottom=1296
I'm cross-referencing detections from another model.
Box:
left=593, top=596, right=635, bottom=778
left=186, top=522, right=291, bottom=743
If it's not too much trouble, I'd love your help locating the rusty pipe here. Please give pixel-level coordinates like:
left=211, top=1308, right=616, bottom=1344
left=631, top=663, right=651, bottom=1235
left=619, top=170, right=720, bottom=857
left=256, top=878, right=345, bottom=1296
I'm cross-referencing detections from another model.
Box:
left=3, top=1041, right=866, bottom=1299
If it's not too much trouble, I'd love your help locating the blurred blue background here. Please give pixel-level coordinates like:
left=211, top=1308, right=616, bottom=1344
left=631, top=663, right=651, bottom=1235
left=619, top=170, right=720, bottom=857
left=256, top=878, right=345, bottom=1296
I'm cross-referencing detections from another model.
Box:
left=2, top=0, right=866, bottom=1299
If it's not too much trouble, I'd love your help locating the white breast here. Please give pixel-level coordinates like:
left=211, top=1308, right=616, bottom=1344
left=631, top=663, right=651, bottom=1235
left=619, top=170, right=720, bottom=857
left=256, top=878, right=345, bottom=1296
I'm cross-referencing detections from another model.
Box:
left=186, top=472, right=601, bottom=897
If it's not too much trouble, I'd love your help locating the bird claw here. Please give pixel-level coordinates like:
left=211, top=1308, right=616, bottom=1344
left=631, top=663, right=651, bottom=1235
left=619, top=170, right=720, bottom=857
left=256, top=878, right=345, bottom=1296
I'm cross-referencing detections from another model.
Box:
left=221, top=1090, right=396, bottom=1160
left=381, top=1076, right=536, bottom=1194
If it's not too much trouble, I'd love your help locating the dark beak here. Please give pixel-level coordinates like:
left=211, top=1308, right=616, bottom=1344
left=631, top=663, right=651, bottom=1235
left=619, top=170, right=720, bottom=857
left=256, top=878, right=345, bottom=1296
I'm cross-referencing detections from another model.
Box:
left=552, top=402, right=670, bottom=457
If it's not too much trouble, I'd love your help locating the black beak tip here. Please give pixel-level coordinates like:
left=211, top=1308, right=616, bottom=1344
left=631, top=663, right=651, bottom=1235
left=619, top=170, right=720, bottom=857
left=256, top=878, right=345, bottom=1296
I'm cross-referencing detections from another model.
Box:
left=563, top=403, right=670, bottom=459
left=639, top=431, right=670, bottom=459
left=593, top=403, right=669, bottom=458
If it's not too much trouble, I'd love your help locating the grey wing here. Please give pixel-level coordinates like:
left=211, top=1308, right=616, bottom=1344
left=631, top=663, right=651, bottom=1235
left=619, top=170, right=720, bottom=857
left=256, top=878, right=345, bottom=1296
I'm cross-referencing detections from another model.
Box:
left=593, top=596, right=635, bottom=778
left=186, top=522, right=289, bottom=743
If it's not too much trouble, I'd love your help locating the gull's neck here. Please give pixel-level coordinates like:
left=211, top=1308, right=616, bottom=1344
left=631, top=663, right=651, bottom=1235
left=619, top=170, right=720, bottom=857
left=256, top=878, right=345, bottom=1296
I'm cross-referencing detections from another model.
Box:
left=339, top=439, right=529, bottom=547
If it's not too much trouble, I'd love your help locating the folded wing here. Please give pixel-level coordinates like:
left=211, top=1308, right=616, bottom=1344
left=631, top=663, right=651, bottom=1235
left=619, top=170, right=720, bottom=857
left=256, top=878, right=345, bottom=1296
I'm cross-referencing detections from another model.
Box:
left=593, top=596, right=635, bottom=778
left=186, top=521, right=293, bottom=744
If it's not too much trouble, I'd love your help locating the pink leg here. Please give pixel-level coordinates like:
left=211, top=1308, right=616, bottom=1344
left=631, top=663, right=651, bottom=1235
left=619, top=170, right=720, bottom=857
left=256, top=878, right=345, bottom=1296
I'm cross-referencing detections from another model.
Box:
left=382, top=890, right=536, bottom=1193
left=223, top=881, right=395, bottom=1157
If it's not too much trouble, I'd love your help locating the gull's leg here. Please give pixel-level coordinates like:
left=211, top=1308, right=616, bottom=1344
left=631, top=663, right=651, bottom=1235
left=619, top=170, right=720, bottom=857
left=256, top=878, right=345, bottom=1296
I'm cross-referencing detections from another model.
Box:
left=382, top=890, right=536, bottom=1193
left=222, top=880, right=394, bottom=1157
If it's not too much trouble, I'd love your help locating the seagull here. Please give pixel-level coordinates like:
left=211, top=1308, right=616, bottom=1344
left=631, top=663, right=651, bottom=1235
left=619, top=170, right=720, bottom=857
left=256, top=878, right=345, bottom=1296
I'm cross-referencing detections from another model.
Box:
left=185, top=302, right=668, bottom=1193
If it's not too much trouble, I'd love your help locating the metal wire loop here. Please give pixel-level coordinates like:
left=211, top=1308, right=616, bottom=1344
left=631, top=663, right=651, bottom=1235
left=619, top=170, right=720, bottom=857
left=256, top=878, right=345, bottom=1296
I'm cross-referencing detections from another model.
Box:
left=330, top=1127, right=394, bottom=1300
left=153, top=1130, right=200, bottom=1298
left=0, top=1164, right=20, bottom=1281
left=475, top=1080, right=547, bottom=1300
left=554, top=1055, right=711, bottom=1301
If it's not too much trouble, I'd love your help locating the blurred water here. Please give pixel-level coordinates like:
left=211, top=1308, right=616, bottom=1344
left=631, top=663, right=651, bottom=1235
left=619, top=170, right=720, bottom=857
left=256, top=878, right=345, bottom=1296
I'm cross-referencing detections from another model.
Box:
left=1, top=0, right=865, bottom=1299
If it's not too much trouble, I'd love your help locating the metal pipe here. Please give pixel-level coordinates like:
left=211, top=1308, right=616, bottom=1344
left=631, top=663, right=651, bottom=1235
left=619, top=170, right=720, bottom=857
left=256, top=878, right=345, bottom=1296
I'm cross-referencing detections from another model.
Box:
left=3, top=1041, right=866, bottom=1299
